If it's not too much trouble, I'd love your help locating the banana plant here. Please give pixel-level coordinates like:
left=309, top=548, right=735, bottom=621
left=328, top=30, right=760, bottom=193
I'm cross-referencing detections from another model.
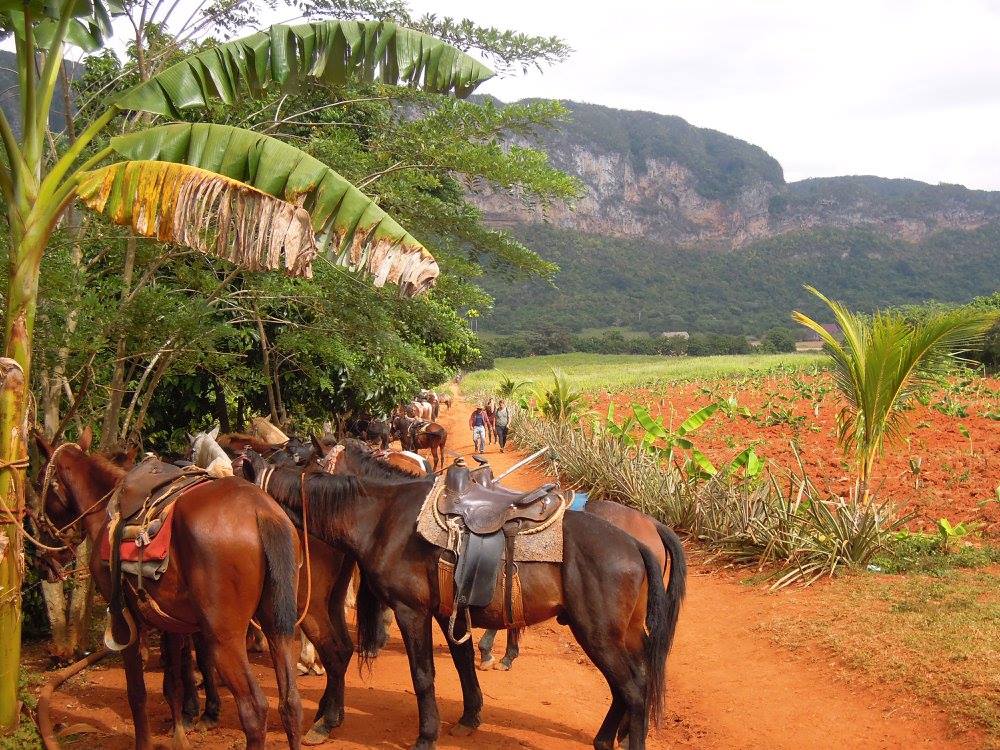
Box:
left=0, top=12, right=493, bottom=727
left=631, top=402, right=764, bottom=480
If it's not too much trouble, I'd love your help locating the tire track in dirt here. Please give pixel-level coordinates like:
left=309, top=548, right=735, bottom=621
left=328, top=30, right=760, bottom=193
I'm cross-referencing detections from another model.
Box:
left=43, top=389, right=976, bottom=749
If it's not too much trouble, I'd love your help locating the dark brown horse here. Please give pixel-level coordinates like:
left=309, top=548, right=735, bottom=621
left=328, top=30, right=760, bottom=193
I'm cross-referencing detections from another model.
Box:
left=390, top=415, right=448, bottom=470
left=244, top=442, right=686, bottom=750
left=479, top=496, right=677, bottom=671
left=35, top=431, right=303, bottom=750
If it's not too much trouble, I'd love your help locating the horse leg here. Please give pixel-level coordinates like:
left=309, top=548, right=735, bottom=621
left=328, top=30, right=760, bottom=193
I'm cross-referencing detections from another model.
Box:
left=433, top=614, right=482, bottom=735
left=567, top=619, right=648, bottom=750
left=122, top=629, right=154, bottom=750
left=477, top=629, right=497, bottom=670
left=302, top=565, right=355, bottom=745
left=192, top=633, right=221, bottom=731
left=394, top=604, right=440, bottom=750
left=207, top=635, right=270, bottom=750
left=161, top=633, right=192, bottom=750
left=497, top=627, right=521, bottom=671
left=178, top=637, right=200, bottom=729
left=262, top=627, right=304, bottom=750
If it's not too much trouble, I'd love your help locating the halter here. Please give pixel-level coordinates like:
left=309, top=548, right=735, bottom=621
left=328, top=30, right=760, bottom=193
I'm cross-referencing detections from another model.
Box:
left=33, top=442, right=115, bottom=555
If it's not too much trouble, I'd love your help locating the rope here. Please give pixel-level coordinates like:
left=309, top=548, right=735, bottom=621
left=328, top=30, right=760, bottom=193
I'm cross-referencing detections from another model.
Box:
left=294, top=470, right=313, bottom=630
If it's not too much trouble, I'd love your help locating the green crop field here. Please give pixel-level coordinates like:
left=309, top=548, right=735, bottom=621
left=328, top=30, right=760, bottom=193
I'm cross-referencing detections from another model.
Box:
left=462, top=352, right=827, bottom=394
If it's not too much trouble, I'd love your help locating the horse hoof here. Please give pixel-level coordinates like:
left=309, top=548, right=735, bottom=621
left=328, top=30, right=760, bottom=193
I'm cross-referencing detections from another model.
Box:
left=449, top=723, right=477, bottom=737
left=409, top=742, right=437, bottom=750
left=303, top=727, right=331, bottom=746
left=619, top=737, right=629, bottom=749
left=476, top=657, right=494, bottom=672
left=312, top=664, right=326, bottom=676
left=493, top=661, right=512, bottom=672
left=297, top=662, right=309, bottom=675
left=194, top=715, right=219, bottom=732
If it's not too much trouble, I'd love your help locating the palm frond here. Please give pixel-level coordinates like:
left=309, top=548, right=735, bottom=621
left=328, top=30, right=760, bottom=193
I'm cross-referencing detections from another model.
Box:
left=793, top=287, right=998, bottom=488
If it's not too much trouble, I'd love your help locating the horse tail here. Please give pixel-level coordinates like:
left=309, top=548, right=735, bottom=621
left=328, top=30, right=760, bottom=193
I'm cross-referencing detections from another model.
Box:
left=355, top=570, right=384, bottom=671
left=654, top=520, right=687, bottom=639
left=643, top=522, right=686, bottom=726
left=256, top=511, right=298, bottom=637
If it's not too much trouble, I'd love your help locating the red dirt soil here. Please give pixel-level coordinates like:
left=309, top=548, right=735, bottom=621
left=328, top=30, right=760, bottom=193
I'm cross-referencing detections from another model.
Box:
left=36, top=391, right=982, bottom=749
left=592, top=373, right=1000, bottom=536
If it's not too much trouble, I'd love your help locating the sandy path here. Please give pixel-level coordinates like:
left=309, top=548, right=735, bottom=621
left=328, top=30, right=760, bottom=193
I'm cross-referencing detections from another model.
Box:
left=44, top=390, right=976, bottom=749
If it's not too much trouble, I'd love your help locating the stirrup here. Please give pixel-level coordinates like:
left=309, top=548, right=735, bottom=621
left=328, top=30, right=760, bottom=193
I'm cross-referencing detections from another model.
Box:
left=104, top=607, right=138, bottom=651
left=448, top=606, right=472, bottom=645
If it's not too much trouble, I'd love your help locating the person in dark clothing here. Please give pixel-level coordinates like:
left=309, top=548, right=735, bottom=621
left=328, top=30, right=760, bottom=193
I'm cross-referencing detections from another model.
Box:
left=469, top=405, right=488, bottom=453
left=494, top=400, right=511, bottom=452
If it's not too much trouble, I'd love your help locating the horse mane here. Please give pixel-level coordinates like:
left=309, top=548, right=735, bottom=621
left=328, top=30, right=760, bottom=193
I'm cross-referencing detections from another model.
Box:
left=341, top=439, right=431, bottom=483
left=263, top=465, right=362, bottom=533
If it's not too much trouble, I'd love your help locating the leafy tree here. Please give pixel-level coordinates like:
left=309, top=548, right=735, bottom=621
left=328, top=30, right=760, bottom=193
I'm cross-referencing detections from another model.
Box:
left=760, top=327, right=796, bottom=353
left=793, top=286, right=998, bottom=497
left=0, top=0, right=549, bottom=723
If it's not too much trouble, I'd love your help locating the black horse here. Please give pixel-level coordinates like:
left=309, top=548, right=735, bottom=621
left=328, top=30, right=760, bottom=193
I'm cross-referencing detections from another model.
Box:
left=345, top=414, right=391, bottom=449
left=243, top=443, right=685, bottom=750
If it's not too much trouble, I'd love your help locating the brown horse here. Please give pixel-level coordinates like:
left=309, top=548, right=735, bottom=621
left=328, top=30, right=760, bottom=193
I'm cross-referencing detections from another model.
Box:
left=390, top=415, right=447, bottom=471
left=245, top=442, right=686, bottom=750
left=217, top=431, right=279, bottom=456
left=34, top=432, right=303, bottom=750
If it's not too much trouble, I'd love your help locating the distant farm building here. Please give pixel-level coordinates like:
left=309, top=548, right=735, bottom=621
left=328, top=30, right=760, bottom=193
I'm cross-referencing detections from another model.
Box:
left=801, top=323, right=843, bottom=342
left=661, top=331, right=690, bottom=340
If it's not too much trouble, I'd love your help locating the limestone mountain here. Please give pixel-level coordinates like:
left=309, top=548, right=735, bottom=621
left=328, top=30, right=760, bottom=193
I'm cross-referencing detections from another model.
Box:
left=476, top=100, right=1000, bottom=335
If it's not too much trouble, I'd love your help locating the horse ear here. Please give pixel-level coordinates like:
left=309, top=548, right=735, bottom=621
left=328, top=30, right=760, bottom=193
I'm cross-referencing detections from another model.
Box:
left=79, top=426, right=93, bottom=453
left=208, top=425, right=220, bottom=440
left=311, top=434, right=324, bottom=453
left=34, top=429, right=54, bottom=460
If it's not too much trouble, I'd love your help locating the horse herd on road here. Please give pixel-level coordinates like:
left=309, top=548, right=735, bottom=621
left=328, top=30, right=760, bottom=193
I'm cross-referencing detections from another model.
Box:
left=32, top=390, right=686, bottom=750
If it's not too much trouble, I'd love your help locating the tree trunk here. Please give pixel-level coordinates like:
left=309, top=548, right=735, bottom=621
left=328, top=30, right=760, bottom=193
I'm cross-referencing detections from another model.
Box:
left=211, top=375, right=230, bottom=433
left=256, top=315, right=280, bottom=425
left=99, top=235, right=137, bottom=450
left=0, top=232, right=42, bottom=730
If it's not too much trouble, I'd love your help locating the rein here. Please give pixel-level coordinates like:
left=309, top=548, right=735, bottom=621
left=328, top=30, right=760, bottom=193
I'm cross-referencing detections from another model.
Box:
left=33, top=443, right=115, bottom=555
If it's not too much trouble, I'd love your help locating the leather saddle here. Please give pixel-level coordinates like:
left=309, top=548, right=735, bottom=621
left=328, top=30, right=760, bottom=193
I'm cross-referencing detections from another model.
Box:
left=439, top=460, right=561, bottom=535
left=437, top=457, right=563, bottom=631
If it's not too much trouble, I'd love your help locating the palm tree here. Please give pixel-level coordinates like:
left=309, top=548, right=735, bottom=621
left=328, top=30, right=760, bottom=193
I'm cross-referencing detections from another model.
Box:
left=0, top=9, right=493, bottom=727
left=793, top=286, right=997, bottom=497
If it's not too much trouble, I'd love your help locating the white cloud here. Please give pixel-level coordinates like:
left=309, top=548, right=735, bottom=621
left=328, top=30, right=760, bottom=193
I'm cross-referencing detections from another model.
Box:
left=406, top=0, right=1000, bottom=189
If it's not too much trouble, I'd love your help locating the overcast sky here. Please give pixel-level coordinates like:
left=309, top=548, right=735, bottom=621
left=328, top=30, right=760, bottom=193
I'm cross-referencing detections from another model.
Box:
left=399, top=0, right=1000, bottom=190
left=46, top=0, right=1000, bottom=190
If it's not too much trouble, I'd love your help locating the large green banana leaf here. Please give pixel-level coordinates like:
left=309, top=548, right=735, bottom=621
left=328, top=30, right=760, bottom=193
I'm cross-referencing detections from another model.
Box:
left=114, top=20, right=494, bottom=117
left=103, top=122, right=439, bottom=294
left=2, top=0, right=121, bottom=50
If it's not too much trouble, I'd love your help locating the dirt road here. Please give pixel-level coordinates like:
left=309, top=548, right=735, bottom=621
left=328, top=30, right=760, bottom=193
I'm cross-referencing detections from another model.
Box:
left=44, top=392, right=977, bottom=748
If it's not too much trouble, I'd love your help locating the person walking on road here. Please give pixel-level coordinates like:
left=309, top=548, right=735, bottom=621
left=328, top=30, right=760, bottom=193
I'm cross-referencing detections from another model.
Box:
left=494, top=400, right=511, bottom=452
left=470, top=404, right=489, bottom=453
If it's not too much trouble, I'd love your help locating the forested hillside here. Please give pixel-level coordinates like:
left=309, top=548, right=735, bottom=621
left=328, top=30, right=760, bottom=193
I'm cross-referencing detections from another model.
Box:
left=483, top=222, right=1000, bottom=335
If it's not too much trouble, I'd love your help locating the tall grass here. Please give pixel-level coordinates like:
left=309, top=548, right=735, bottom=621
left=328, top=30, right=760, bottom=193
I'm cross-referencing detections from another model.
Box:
left=462, top=352, right=826, bottom=395
left=514, top=414, right=900, bottom=588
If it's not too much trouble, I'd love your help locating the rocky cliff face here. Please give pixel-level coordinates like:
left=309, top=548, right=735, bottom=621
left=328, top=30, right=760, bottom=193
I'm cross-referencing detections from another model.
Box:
left=475, top=100, right=1000, bottom=248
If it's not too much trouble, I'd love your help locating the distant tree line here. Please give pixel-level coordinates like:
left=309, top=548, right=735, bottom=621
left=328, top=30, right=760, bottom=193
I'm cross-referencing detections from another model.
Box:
left=468, top=325, right=797, bottom=370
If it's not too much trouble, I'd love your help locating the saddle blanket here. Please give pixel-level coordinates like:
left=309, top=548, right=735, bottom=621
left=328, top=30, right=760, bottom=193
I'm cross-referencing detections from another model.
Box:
left=98, top=503, right=174, bottom=563
left=415, top=481, right=567, bottom=563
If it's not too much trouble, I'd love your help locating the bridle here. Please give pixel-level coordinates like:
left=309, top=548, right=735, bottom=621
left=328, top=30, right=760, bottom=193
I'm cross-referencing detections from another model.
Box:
left=32, top=442, right=114, bottom=555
